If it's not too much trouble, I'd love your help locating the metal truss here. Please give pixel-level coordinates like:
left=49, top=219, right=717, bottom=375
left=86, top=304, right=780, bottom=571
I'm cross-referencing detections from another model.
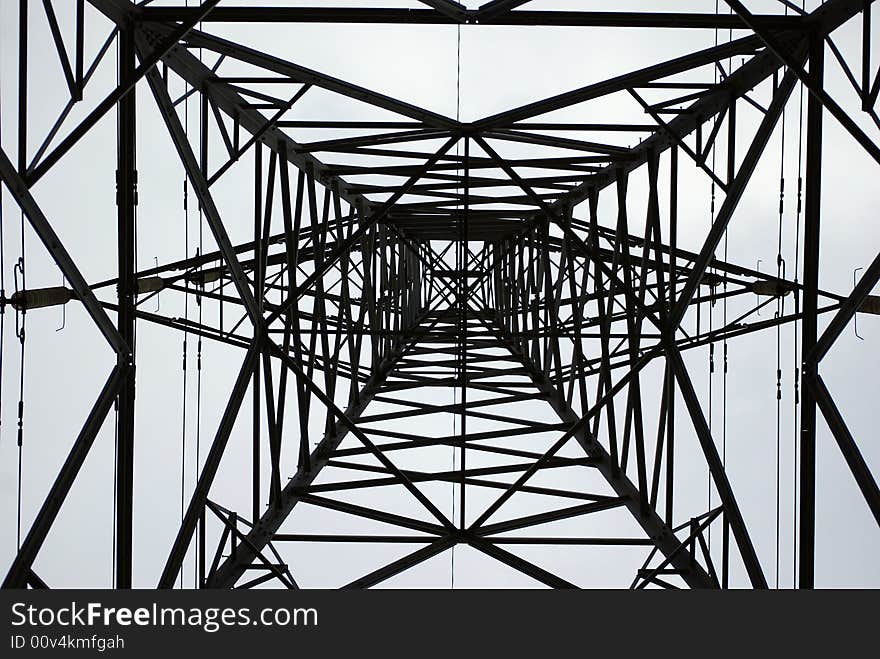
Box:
left=1, top=0, right=879, bottom=589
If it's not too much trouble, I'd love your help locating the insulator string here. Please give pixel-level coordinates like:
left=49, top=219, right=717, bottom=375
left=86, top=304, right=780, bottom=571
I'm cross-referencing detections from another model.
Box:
left=14, top=0, right=28, bottom=553
left=15, top=315, right=24, bottom=550
left=775, top=61, right=788, bottom=589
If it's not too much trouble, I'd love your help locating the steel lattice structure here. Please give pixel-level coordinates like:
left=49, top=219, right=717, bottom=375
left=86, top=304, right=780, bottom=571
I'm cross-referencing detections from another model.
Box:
left=1, top=0, right=879, bottom=589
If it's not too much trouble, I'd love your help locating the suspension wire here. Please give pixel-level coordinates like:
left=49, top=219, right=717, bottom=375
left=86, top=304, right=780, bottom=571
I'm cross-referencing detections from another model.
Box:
left=707, top=0, right=720, bottom=552
left=792, top=0, right=806, bottom=588
left=707, top=0, right=736, bottom=574
left=722, top=2, right=737, bottom=576
left=451, top=353, right=457, bottom=590
left=195, top=37, right=204, bottom=588
left=450, top=22, right=461, bottom=591
left=775, top=54, right=788, bottom=589
left=112, top=402, right=117, bottom=583
left=721, top=158, right=729, bottom=586
left=11, top=0, right=29, bottom=551
left=14, top=2, right=28, bottom=551
left=180, top=14, right=190, bottom=586
left=111, top=32, right=119, bottom=587
left=707, top=186, right=715, bottom=552
left=195, top=252, right=202, bottom=581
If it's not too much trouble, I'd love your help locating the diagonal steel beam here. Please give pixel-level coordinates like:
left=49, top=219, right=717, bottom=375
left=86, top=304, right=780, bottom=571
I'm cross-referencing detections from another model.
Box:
left=724, top=0, right=880, bottom=165
left=477, top=0, right=534, bottom=20
left=807, top=374, right=880, bottom=526
left=481, top=316, right=716, bottom=588
left=207, top=308, right=440, bottom=588
left=206, top=256, right=496, bottom=588
left=417, top=0, right=468, bottom=22
left=0, top=148, right=127, bottom=354
left=26, top=0, right=219, bottom=186
left=181, top=28, right=459, bottom=130
left=809, top=248, right=880, bottom=363
left=490, top=0, right=865, bottom=240
left=471, top=33, right=764, bottom=130
left=468, top=538, right=578, bottom=589
left=2, top=366, right=126, bottom=588
left=265, top=137, right=460, bottom=326
left=159, top=343, right=261, bottom=588
left=472, top=135, right=664, bottom=334
left=343, top=537, right=456, bottom=589
left=668, top=67, right=799, bottom=329
left=142, top=63, right=262, bottom=325
left=666, top=349, right=768, bottom=588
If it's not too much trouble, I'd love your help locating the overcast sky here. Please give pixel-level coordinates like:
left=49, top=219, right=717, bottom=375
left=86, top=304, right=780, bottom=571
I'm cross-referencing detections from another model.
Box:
left=0, top=0, right=878, bottom=588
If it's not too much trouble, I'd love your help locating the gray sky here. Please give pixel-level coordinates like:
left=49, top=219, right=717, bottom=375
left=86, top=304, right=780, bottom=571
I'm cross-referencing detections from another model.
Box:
left=0, top=0, right=878, bottom=588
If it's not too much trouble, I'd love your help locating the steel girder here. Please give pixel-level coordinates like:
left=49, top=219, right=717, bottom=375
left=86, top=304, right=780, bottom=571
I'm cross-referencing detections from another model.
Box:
left=2, top=0, right=879, bottom=589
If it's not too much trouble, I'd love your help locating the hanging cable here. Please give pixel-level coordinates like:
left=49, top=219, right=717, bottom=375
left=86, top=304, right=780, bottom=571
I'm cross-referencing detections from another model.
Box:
left=721, top=150, right=729, bottom=588
left=194, top=86, right=205, bottom=589
left=14, top=9, right=28, bottom=548
left=717, top=0, right=736, bottom=582
left=451, top=360, right=457, bottom=590
left=195, top=262, right=202, bottom=579
left=707, top=0, right=720, bottom=551
left=195, top=8, right=205, bottom=590
left=14, top=259, right=25, bottom=550
left=791, top=0, right=806, bottom=588
left=775, top=57, right=788, bottom=588
left=449, top=22, right=461, bottom=591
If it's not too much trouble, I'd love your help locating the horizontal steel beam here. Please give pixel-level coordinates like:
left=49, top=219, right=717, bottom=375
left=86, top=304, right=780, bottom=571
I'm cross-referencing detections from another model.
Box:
left=140, top=7, right=806, bottom=30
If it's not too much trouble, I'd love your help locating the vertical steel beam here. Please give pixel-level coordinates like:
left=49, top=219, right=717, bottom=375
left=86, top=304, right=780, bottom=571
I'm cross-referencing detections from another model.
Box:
left=114, top=23, right=137, bottom=589
left=458, top=138, right=470, bottom=530
left=252, top=142, right=262, bottom=522
left=665, top=146, right=678, bottom=528
left=799, top=33, right=824, bottom=590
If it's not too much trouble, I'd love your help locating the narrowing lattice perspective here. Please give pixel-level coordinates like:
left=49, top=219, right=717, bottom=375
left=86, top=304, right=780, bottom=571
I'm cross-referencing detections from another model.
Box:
left=1, top=0, right=879, bottom=589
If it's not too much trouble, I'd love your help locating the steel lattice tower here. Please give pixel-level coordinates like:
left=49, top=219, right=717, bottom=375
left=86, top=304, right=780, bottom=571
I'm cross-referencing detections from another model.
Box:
left=1, top=0, right=879, bottom=589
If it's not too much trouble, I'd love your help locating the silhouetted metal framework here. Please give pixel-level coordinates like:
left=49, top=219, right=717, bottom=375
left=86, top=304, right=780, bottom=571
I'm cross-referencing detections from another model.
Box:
left=1, top=0, right=879, bottom=589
